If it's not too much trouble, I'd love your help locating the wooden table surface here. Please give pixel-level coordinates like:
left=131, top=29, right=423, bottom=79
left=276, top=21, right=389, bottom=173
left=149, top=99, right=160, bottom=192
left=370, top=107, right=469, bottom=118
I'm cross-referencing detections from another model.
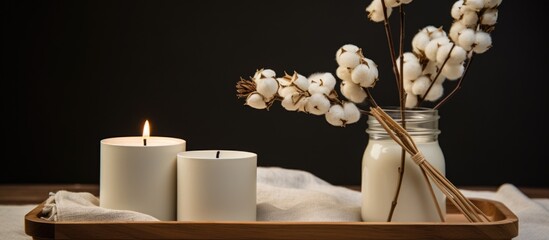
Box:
left=0, top=184, right=548, bottom=205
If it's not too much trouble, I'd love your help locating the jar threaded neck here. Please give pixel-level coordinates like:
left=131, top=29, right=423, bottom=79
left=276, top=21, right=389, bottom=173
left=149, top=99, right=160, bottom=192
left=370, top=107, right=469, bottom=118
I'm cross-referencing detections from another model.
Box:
left=366, top=107, right=440, bottom=141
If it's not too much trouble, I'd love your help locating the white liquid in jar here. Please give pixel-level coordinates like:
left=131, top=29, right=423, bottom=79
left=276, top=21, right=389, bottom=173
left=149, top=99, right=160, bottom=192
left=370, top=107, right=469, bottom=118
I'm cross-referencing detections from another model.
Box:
left=361, top=139, right=446, bottom=222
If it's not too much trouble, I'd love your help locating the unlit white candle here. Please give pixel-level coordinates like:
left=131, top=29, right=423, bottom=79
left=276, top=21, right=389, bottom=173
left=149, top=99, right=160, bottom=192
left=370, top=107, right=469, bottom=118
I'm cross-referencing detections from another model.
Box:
left=100, top=136, right=186, bottom=221
left=177, top=150, right=257, bottom=221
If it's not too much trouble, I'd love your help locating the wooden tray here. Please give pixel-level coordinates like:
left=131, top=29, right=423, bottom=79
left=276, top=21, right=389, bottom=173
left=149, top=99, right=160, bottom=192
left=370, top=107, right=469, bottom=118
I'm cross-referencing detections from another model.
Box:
left=25, top=198, right=518, bottom=240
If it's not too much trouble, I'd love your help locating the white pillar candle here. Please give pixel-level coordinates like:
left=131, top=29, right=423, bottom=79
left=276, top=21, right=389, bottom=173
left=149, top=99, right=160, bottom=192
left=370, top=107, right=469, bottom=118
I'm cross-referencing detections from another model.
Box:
left=100, top=121, right=185, bottom=221
left=177, top=150, right=257, bottom=221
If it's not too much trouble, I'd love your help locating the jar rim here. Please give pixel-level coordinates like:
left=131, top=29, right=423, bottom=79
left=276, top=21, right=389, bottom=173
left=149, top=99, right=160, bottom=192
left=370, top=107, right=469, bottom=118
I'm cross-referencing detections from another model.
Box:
left=374, top=106, right=437, bottom=113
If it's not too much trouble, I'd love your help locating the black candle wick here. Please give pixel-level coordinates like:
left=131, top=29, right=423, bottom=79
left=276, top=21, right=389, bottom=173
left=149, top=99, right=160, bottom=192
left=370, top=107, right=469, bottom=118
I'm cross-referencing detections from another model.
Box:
left=143, top=138, right=147, bottom=146
left=216, top=150, right=220, bottom=159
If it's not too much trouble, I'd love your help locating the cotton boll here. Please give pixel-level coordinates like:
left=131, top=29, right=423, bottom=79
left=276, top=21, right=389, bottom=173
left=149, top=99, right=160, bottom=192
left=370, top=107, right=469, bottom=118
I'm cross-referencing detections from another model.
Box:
left=421, top=26, right=439, bottom=35
left=425, top=37, right=450, bottom=62
left=262, top=69, right=276, bottom=78
left=436, top=44, right=467, bottom=65
left=245, top=93, right=267, bottom=109
left=481, top=9, right=498, bottom=26
left=403, top=78, right=414, bottom=94
left=360, top=78, right=376, bottom=88
left=343, top=102, right=361, bottom=124
left=473, top=31, right=492, bottom=54
left=292, top=74, right=309, bottom=91
left=325, top=104, right=345, bottom=127
left=422, top=70, right=445, bottom=85
left=424, top=83, right=444, bottom=101
left=420, top=26, right=447, bottom=39
left=340, top=81, right=367, bottom=103
left=395, top=52, right=420, bottom=71
left=336, top=51, right=361, bottom=69
left=281, top=96, right=297, bottom=111
left=278, top=73, right=308, bottom=90
left=464, top=0, right=484, bottom=11
left=351, top=64, right=371, bottom=85
left=256, top=77, right=279, bottom=99
left=402, top=61, right=423, bottom=82
left=441, top=63, right=465, bottom=80
left=342, top=44, right=360, bottom=52
left=321, top=73, right=337, bottom=90
left=411, top=76, right=431, bottom=96
left=296, top=96, right=309, bottom=112
left=449, top=45, right=467, bottom=64
left=451, top=0, right=464, bottom=20
left=360, top=78, right=377, bottom=88
left=366, top=0, right=393, bottom=23
left=422, top=61, right=438, bottom=75
left=396, top=52, right=421, bottom=81
left=276, top=77, right=291, bottom=87
left=449, top=21, right=467, bottom=43
left=308, top=72, right=324, bottom=85
left=435, top=76, right=446, bottom=84
left=362, top=58, right=379, bottom=82
left=405, top=94, right=418, bottom=108
left=308, top=84, right=332, bottom=95
left=281, top=93, right=301, bottom=111
left=306, top=93, right=331, bottom=115
left=427, top=27, right=447, bottom=40
left=336, top=44, right=360, bottom=59
left=278, top=86, right=298, bottom=98
left=309, top=73, right=335, bottom=95
left=277, top=74, right=297, bottom=87
left=351, top=64, right=368, bottom=85
left=412, top=31, right=431, bottom=54
left=336, top=66, right=353, bottom=82
left=253, top=69, right=276, bottom=81
left=423, top=61, right=446, bottom=84
left=457, top=28, right=476, bottom=51
left=483, top=0, right=501, bottom=8
left=354, top=64, right=377, bottom=88
left=460, top=10, right=479, bottom=28
left=403, top=52, right=420, bottom=62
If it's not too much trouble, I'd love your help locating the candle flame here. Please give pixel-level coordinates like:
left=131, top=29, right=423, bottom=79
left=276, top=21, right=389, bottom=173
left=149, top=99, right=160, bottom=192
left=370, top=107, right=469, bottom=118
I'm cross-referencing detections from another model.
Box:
left=143, top=120, right=150, bottom=139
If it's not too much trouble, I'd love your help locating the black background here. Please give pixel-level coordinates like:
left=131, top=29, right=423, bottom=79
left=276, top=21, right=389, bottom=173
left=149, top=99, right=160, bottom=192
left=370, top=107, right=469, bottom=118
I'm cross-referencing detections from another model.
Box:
left=2, top=0, right=548, bottom=187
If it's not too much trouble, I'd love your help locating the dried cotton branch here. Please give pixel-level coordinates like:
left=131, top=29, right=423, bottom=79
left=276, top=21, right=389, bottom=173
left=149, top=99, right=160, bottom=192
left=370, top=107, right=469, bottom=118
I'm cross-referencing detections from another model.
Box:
left=236, top=68, right=366, bottom=127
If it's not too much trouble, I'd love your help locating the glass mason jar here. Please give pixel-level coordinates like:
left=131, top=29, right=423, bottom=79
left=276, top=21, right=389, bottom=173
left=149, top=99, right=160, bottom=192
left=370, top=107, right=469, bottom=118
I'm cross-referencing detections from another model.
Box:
left=361, top=107, right=446, bottom=222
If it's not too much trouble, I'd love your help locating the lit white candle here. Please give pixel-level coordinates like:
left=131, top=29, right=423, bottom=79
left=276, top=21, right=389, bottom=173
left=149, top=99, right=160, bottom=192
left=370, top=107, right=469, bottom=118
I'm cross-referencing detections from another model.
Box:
left=100, top=120, right=186, bottom=220
left=177, top=150, right=257, bottom=221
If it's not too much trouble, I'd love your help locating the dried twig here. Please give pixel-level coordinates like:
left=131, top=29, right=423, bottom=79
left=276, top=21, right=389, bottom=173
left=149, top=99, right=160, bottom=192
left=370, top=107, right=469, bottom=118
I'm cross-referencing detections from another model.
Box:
left=433, top=56, right=474, bottom=110
left=387, top=3, right=408, bottom=222
left=236, top=77, right=257, bottom=99
left=379, top=0, right=401, bottom=93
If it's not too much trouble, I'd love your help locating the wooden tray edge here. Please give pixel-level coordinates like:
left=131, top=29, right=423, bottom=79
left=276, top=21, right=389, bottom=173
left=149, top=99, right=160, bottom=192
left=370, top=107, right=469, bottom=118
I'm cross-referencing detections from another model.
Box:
left=24, top=198, right=519, bottom=240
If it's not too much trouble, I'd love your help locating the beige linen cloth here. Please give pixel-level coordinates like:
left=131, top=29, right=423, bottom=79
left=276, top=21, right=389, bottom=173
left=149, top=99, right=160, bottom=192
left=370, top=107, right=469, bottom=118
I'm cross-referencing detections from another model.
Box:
left=1, top=167, right=548, bottom=240
left=40, top=191, right=158, bottom=221
left=38, top=167, right=361, bottom=222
